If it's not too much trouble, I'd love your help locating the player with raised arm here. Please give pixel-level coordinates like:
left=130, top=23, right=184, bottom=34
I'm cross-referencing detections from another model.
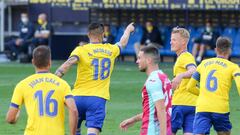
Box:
left=6, top=46, right=78, bottom=135
left=55, top=22, right=135, bottom=135
left=119, top=46, right=172, bottom=135
left=170, top=27, right=197, bottom=135
left=187, top=37, right=240, bottom=135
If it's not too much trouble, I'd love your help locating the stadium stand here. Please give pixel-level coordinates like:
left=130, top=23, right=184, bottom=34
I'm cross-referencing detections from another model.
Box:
left=113, top=25, right=240, bottom=60
left=1, top=1, right=240, bottom=61
left=232, top=29, right=240, bottom=57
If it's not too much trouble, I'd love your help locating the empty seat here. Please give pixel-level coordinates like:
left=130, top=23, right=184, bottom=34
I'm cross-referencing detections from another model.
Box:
left=222, top=27, right=237, bottom=43
left=158, top=26, right=175, bottom=56
left=110, top=25, right=118, bottom=38
left=232, top=29, right=240, bottom=57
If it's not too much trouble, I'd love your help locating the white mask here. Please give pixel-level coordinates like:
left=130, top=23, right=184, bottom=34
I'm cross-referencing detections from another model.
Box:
left=21, top=17, right=28, bottom=24
left=206, top=27, right=212, bottom=32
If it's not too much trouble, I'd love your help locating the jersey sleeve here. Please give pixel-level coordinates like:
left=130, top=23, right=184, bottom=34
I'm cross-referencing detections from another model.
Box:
left=233, top=66, right=240, bottom=95
left=182, top=54, right=197, bottom=69
left=192, top=61, right=204, bottom=81
left=111, top=42, right=121, bottom=58
left=10, top=83, right=24, bottom=109
left=63, top=84, right=73, bottom=102
left=69, top=46, right=82, bottom=62
left=187, top=76, right=200, bottom=96
left=146, top=74, right=164, bottom=102
left=187, top=63, right=202, bottom=95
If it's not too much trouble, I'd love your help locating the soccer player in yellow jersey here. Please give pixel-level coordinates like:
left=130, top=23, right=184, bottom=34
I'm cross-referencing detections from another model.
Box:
left=170, top=27, right=198, bottom=135
left=187, top=37, right=240, bottom=135
left=6, top=46, right=78, bottom=135
left=55, top=23, right=135, bottom=135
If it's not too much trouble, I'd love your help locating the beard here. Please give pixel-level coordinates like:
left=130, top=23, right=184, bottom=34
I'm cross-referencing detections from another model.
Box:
left=139, top=67, right=146, bottom=72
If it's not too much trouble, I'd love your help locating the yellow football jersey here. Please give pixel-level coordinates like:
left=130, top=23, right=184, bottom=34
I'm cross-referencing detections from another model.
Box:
left=173, top=51, right=198, bottom=106
left=69, top=43, right=121, bottom=100
left=190, top=57, right=240, bottom=113
left=10, top=72, right=72, bottom=135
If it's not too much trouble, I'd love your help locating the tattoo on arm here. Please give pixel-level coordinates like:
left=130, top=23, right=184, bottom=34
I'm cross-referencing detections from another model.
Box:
left=55, top=57, right=78, bottom=78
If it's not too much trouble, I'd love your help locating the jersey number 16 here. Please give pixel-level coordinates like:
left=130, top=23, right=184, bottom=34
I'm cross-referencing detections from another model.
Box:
left=34, top=90, right=58, bottom=117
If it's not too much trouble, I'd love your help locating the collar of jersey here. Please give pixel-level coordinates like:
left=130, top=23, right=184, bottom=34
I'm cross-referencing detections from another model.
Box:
left=216, top=56, right=225, bottom=59
left=178, top=50, right=188, bottom=57
left=36, top=71, right=49, bottom=74
left=149, top=69, right=162, bottom=76
left=90, top=42, right=102, bottom=44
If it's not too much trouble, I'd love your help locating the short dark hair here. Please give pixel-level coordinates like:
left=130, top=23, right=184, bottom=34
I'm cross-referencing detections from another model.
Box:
left=140, top=45, right=160, bottom=64
left=88, top=23, right=104, bottom=36
left=103, top=23, right=110, bottom=27
left=216, top=37, right=232, bottom=53
left=21, top=12, right=28, bottom=16
left=33, top=45, right=51, bottom=68
left=206, top=19, right=212, bottom=25
left=146, top=19, right=153, bottom=24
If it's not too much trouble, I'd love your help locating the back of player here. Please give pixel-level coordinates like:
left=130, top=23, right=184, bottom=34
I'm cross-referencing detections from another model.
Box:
left=55, top=23, right=135, bottom=135
left=187, top=37, right=240, bottom=135
left=11, top=73, right=72, bottom=135
left=194, top=58, right=239, bottom=113
left=69, top=43, right=120, bottom=99
left=7, top=46, right=78, bottom=135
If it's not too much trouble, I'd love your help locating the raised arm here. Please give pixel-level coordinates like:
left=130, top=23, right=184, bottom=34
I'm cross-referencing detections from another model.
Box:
left=55, top=56, right=78, bottom=78
left=65, top=97, right=78, bottom=135
left=119, top=22, right=135, bottom=48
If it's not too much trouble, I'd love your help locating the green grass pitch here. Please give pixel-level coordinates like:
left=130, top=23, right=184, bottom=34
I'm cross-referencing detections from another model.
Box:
left=0, top=61, right=240, bottom=135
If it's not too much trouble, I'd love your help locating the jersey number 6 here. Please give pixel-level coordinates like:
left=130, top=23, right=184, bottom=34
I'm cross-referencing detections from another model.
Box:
left=206, top=70, right=218, bottom=92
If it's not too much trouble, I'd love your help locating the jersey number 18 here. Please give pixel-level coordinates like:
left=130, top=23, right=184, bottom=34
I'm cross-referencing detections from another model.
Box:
left=91, top=58, right=111, bottom=80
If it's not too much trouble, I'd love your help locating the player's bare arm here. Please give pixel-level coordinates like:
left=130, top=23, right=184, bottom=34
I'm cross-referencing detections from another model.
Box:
left=6, top=107, right=20, bottom=124
left=65, top=98, right=78, bottom=135
left=119, top=22, right=135, bottom=48
left=155, top=99, right=166, bottom=135
left=172, top=65, right=196, bottom=90
left=55, top=56, right=78, bottom=78
left=119, top=113, right=142, bottom=131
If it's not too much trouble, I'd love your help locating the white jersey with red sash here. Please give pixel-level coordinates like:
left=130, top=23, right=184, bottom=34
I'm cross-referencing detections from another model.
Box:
left=140, top=70, right=172, bottom=135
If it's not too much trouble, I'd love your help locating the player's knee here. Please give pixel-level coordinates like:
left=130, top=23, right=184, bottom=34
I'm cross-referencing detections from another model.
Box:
left=184, top=133, right=194, bottom=135
left=87, top=127, right=99, bottom=135
left=217, top=131, right=231, bottom=135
